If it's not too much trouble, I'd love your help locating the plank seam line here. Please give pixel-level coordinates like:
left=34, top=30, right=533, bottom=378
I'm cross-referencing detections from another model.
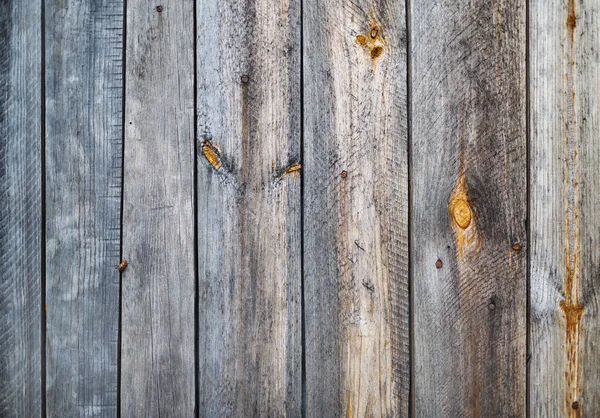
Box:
left=525, top=0, right=531, bottom=415
left=300, top=0, right=306, bottom=414
left=40, top=0, right=47, bottom=415
left=193, top=0, right=200, bottom=415
left=117, top=0, right=127, bottom=416
left=406, top=0, right=414, bottom=414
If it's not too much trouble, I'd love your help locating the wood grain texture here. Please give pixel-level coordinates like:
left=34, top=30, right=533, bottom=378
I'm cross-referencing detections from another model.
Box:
left=122, top=1, right=195, bottom=416
left=411, top=0, right=527, bottom=416
left=303, top=0, right=409, bottom=416
left=196, top=0, right=301, bottom=416
left=0, top=1, right=42, bottom=417
left=530, top=0, right=600, bottom=416
left=45, top=1, right=123, bottom=416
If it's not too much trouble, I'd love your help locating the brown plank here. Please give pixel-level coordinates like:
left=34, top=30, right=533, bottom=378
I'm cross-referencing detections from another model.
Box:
left=530, top=0, right=600, bottom=416
left=121, top=1, right=195, bottom=416
left=303, top=0, right=409, bottom=416
left=196, top=0, right=302, bottom=416
left=45, top=1, right=123, bottom=415
left=411, top=0, right=527, bottom=416
left=0, top=1, right=42, bottom=417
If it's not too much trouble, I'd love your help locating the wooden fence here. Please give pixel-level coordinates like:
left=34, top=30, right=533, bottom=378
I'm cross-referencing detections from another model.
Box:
left=1, top=0, right=598, bottom=416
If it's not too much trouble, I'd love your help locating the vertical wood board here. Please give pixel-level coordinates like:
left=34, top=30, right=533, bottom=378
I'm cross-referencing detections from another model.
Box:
left=530, top=0, right=600, bottom=416
left=0, top=2, right=42, bottom=417
left=45, top=1, right=123, bottom=415
left=196, top=0, right=302, bottom=416
left=304, top=0, right=410, bottom=416
left=122, top=1, right=195, bottom=416
left=411, top=0, right=527, bottom=416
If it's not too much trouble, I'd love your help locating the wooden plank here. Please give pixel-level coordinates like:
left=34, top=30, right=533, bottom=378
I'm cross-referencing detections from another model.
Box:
left=196, top=0, right=301, bottom=416
left=303, top=1, right=409, bottom=416
left=121, top=1, right=195, bottom=416
left=530, top=1, right=600, bottom=416
left=45, top=1, right=123, bottom=416
left=411, top=0, right=527, bottom=416
left=0, top=1, right=42, bottom=417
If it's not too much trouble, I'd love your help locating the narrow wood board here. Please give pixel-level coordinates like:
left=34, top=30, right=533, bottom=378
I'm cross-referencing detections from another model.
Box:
left=196, top=0, right=302, bottom=416
left=530, top=0, right=600, bottom=416
left=0, top=2, right=42, bottom=417
left=121, top=1, right=195, bottom=416
left=411, top=0, right=527, bottom=416
left=303, top=0, right=409, bottom=416
left=45, top=1, right=123, bottom=415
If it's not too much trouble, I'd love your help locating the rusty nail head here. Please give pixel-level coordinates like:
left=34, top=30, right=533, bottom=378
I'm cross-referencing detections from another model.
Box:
left=572, top=401, right=579, bottom=410
left=117, top=260, right=128, bottom=272
left=241, top=75, right=250, bottom=83
left=156, top=5, right=163, bottom=12
left=435, top=259, right=443, bottom=269
left=341, top=170, right=348, bottom=179
left=512, top=243, right=522, bottom=251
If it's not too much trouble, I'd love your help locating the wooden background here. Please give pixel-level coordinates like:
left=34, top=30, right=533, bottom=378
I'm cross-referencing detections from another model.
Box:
left=0, top=0, right=598, bottom=417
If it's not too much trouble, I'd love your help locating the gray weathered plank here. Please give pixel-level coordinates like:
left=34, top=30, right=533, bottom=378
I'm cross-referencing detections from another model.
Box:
left=196, top=0, right=301, bottom=416
left=303, top=1, right=409, bottom=416
left=0, top=1, right=42, bottom=417
left=530, top=0, right=600, bottom=416
left=45, top=1, right=123, bottom=416
left=411, top=0, right=527, bottom=416
left=121, top=1, right=195, bottom=416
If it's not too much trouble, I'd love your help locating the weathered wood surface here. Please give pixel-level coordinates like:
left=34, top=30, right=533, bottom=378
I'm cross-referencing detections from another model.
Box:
left=303, top=0, right=409, bottom=416
left=122, top=1, right=195, bottom=416
left=411, top=0, right=527, bottom=416
left=196, top=0, right=302, bottom=416
left=0, top=1, right=42, bottom=417
left=45, top=1, right=123, bottom=416
left=530, top=0, right=600, bottom=416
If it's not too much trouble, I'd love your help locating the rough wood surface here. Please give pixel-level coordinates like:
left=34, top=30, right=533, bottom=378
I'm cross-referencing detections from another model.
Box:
left=411, top=0, right=527, bottom=416
left=45, top=1, right=123, bottom=416
left=303, top=1, right=409, bottom=416
left=530, top=1, right=600, bottom=416
left=0, top=2, right=42, bottom=417
left=196, top=0, right=301, bottom=416
left=121, top=1, right=195, bottom=416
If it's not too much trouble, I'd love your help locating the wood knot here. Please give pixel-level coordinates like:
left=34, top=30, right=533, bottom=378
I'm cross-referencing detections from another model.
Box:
left=356, top=23, right=384, bottom=61
left=450, top=198, right=472, bottom=229
left=370, top=46, right=383, bottom=59
left=201, top=139, right=222, bottom=170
